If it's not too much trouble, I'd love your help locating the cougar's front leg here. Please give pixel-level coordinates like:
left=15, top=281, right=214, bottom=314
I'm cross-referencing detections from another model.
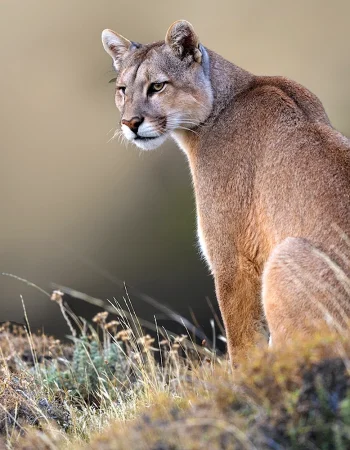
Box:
left=214, top=260, right=263, bottom=362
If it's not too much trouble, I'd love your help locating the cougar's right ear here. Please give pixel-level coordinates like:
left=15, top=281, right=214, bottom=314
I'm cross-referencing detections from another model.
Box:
left=101, top=29, right=132, bottom=70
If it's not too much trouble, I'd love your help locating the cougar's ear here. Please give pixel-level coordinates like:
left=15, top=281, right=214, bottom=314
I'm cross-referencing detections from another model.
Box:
left=101, top=29, right=132, bottom=69
left=165, top=20, right=202, bottom=63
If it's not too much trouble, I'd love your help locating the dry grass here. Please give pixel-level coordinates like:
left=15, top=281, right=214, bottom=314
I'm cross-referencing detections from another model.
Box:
left=0, top=286, right=350, bottom=450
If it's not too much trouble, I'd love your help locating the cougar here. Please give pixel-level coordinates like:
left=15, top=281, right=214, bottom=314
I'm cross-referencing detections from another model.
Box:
left=101, top=20, right=350, bottom=360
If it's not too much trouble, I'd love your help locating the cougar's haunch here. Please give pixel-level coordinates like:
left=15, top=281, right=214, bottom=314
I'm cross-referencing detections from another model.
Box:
left=101, top=20, right=350, bottom=361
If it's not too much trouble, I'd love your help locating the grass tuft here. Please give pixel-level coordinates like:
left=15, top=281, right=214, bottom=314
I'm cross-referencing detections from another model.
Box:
left=1, top=289, right=350, bottom=449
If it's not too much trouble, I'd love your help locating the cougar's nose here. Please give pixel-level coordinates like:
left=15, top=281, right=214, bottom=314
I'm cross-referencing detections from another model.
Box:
left=121, top=117, right=144, bottom=134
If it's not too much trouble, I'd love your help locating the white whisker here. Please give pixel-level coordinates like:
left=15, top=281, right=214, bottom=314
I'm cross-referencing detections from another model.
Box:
left=176, top=126, right=199, bottom=136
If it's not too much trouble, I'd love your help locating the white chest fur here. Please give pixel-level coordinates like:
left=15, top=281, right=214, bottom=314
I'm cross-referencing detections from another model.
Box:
left=171, top=134, right=213, bottom=272
left=197, top=216, right=213, bottom=273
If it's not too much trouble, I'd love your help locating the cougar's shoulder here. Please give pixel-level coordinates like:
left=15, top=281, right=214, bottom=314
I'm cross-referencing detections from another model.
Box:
left=249, top=76, right=331, bottom=126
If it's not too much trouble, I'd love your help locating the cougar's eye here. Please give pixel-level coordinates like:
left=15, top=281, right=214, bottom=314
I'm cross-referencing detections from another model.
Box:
left=153, top=82, right=164, bottom=91
left=149, top=82, right=166, bottom=94
left=118, top=86, right=126, bottom=95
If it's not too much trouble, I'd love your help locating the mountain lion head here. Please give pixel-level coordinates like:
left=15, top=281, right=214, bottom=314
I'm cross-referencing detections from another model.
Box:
left=101, top=20, right=213, bottom=150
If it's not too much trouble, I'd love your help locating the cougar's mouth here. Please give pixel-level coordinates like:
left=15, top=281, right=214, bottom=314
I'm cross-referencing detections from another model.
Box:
left=132, top=133, right=168, bottom=151
left=121, top=121, right=168, bottom=150
left=135, top=135, right=158, bottom=141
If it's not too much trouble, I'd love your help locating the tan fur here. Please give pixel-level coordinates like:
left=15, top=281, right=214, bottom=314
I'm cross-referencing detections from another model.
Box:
left=101, top=21, right=350, bottom=361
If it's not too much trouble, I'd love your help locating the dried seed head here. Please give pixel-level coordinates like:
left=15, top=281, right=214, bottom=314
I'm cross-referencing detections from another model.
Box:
left=174, top=334, right=188, bottom=344
left=137, top=334, right=156, bottom=351
left=137, top=334, right=154, bottom=345
left=51, top=290, right=64, bottom=303
left=104, top=320, right=120, bottom=332
left=92, top=311, right=109, bottom=324
left=116, top=329, right=132, bottom=341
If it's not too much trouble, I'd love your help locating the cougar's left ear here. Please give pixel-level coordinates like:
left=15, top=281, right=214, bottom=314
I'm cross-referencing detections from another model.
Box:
left=101, top=29, right=134, bottom=70
left=165, top=20, right=202, bottom=63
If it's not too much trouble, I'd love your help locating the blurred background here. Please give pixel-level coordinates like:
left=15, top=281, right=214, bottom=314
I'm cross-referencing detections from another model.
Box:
left=0, top=0, right=349, bottom=339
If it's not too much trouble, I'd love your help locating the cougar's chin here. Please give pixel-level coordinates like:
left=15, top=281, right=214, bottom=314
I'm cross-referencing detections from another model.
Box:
left=132, top=134, right=167, bottom=150
left=121, top=124, right=168, bottom=150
